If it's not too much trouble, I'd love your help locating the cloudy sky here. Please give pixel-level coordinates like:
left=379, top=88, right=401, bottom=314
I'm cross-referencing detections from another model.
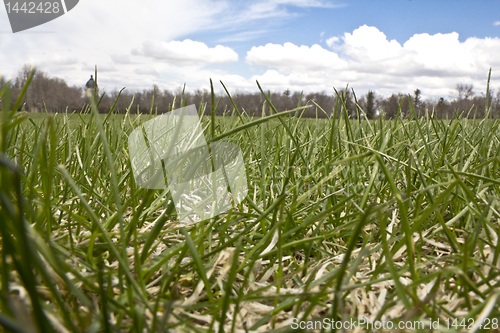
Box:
left=1, top=0, right=500, bottom=100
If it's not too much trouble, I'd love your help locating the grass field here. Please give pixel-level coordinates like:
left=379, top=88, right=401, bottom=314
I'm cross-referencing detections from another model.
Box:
left=1, top=74, right=500, bottom=333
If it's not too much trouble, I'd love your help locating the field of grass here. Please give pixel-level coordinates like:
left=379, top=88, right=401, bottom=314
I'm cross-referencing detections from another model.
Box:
left=1, top=74, right=500, bottom=333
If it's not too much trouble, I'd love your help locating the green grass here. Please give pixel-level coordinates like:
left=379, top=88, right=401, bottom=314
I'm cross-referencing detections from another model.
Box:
left=1, top=72, right=500, bottom=333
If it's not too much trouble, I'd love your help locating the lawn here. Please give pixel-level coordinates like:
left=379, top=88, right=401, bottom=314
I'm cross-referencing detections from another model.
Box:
left=1, top=76, right=500, bottom=332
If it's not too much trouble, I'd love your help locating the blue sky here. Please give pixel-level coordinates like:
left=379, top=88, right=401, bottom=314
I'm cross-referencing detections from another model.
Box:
left=199, top=0, right=500, bottom=46
left=1, top=0, right=500, bottom=101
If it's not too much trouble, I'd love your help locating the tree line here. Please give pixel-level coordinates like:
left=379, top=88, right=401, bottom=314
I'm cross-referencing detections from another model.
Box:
left=3, top=65, right=500, bottom=119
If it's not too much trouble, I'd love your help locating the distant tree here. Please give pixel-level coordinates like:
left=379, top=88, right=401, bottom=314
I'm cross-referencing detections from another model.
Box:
left=16, top=64, right=34, bottom=88
left=11, top=65, right=84, bottom=112
left=381, top=94, right=400, bottom=119
left=414, top=89, right=421, bottom=107
left=291, top=91, right=304, bottom=109
left=12, top=65, right=35, bottom=107
left=436, top=97, right=453, bottom=118
left=11, top=64, right=500, bottom=119
left=412, top=89, right=424, bottom=116
left=357, top=95, right=366, bottom=117
left=456, top=84, right=474, bottom=100
left=305, top=91, right=334, bottom=117
left=494, top=90, right=500, bottom=117
left=366, top=90, right=375, bottom=119
left=334, top=88, right=356, bottom=118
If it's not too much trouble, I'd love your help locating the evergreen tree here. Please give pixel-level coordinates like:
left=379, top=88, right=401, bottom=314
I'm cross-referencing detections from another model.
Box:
left=366, top=90, right=375, bottom=119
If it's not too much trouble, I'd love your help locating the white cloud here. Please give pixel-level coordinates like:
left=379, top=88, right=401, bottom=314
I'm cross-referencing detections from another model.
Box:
left=134, top=67, right=160, bottom=77
left=1, top=0, right=340, bottom=93
left=0, top=0, right=497, bottom=102
left=201, top=0, right=344, bottom=36
left=111, top=54, right=133, bottom=65
left=326, top=36, right=339, bottom=48
left=494, top=21, right=500, bottom=26
left=0, top=0, right=229, bottom=90
left=250, top=69, right=335, bottom=92
left=341, top=25, right=404, bottom=62
left=216, top=30, right=269, bottom=43
left=132, top=40, right=238, bottom=66
left=245, top=25, right=500, bottom=97
left=246, top=42, right=345, bottom=72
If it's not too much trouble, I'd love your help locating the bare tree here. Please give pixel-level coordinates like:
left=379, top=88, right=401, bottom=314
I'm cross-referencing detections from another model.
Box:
left=456, top=84, right=474, bottom=100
